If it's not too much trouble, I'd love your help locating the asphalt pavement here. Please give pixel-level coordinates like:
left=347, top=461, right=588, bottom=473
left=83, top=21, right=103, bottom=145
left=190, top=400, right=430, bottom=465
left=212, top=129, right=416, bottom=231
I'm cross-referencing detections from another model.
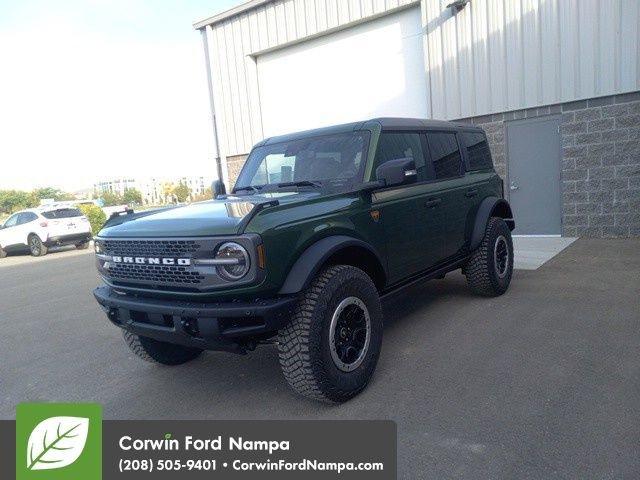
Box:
left=1, top=239, right=639, bottom=479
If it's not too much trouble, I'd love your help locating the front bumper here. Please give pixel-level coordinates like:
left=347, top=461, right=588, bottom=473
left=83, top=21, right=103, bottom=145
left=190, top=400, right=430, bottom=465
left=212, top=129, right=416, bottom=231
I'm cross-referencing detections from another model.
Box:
left=46, top=232, right=92, bottom=247
left=93, top=285, right=297, bottom=353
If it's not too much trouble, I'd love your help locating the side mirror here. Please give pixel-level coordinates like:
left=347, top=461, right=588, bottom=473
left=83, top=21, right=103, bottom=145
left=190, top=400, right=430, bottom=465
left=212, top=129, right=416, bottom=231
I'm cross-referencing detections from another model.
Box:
left=212, top=179, right=226, bottom=199
left=375, top=158, right=417, bottom=188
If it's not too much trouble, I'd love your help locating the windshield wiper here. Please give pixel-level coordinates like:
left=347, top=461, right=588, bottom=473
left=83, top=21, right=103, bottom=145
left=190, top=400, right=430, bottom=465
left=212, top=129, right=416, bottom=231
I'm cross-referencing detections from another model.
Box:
left=264, top=180, right=323, bottom=190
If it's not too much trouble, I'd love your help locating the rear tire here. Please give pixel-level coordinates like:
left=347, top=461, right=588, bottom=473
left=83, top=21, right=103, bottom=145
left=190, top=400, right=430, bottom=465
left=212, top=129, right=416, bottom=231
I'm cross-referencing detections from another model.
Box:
left=76, top=241, right=90, bottom=250
left=464, top=217, right=513, bottom=296
left=122, top=331, right=203, bottom=365
left=28, top=234, right=48, bottom=257
left=277, top=265, right=383, bottom=403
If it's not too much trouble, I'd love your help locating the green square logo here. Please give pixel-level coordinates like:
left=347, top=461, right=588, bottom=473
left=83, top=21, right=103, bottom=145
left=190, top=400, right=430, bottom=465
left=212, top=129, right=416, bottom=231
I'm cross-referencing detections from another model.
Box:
left=16, top=403, right=102, bottom=480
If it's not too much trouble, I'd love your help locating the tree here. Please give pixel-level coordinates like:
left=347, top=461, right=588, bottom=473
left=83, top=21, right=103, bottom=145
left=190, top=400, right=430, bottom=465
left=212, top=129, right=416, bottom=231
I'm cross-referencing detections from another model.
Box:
left=0, top=190, right=38, bottom=214
left=122, top=188, right=143, bottom=206
left=32, top=187, right=74, bottom=201
left=78, top=204, right=107, bottom=234
left=100, top=191, right=124, bottom=206
left=191, top=187, right=213, bottom=203
left=172, top=183, right=192, bottom=203
left=162, top=182, right=176, bottom=204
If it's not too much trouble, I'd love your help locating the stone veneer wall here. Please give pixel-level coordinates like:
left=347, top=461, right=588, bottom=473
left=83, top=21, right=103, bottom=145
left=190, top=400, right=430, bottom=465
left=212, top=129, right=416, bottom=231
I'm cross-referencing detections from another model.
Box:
left=458, top=91, right=640, bottom=237
left=225, top=154, right=248, bottom=189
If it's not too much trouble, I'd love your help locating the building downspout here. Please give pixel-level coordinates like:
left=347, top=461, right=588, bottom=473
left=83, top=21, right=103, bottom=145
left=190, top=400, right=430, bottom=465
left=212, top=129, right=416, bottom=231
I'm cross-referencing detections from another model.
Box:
left=200, top=27, right=225, bottom=186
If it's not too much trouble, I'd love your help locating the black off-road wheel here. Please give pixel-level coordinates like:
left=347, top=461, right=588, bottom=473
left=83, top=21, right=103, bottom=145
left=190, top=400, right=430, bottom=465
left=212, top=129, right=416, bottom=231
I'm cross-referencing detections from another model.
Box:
left=277, top=265, right=383, bottom=403
left=464, top=217, right=514, bottom=296
left=122, top=331, right=203, bottom=365
left=76, top=241, right=91, bottom=250
left=28, top=234, right=48, bottom=257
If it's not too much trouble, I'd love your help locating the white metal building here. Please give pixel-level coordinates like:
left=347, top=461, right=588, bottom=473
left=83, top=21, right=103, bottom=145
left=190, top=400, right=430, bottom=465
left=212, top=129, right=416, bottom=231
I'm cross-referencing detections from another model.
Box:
left=195, top=0, right=640, bottom=237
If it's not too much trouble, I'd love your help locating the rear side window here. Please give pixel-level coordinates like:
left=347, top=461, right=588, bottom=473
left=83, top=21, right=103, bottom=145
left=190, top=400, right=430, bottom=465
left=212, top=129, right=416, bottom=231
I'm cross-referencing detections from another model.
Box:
left=374, top=133, right=426, bottom=179
left=42, top=208, right=83, bottom=219
left=426, top=132, right=463, bottom=180
left=461, top=131, right=493, bottom=171
left=18, top=212, right=38, bottom=224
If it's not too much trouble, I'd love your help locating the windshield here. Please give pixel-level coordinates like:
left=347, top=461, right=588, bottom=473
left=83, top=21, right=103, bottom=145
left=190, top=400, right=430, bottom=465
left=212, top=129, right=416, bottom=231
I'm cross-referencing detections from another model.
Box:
left=235, top=132, right=370, bottom=193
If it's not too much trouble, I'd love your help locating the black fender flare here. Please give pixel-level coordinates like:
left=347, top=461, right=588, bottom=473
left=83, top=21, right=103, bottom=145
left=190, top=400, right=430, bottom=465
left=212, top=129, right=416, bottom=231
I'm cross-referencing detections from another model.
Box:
left=278, top=235, right=385, bottom=295
left=469, top=197, right=515, bottom=251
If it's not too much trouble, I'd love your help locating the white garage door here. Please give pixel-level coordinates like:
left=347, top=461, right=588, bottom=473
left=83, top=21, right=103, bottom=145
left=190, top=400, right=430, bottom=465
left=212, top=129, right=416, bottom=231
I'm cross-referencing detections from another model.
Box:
left=257, top=7, right=429, bottom=138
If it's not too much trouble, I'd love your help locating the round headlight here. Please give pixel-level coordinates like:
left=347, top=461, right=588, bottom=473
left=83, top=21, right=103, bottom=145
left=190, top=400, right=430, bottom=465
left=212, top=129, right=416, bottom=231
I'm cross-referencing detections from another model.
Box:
left=215, top=242, right=250, bottom=281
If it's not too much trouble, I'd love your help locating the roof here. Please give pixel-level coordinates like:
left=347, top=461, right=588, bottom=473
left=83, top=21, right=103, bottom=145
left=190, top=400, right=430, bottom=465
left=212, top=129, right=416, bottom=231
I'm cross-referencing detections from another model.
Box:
left=257, top=117, right=478, bottom=146
left=373, top=117, right=475, bottom=130
left=193, top=0, right=271, bottom=30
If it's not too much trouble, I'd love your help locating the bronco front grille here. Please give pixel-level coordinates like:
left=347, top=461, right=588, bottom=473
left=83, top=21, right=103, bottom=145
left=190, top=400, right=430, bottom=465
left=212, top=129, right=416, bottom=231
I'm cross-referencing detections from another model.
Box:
left=97, top=238, right=209, bottom=288
left=95, top=235, right=261, bottom=293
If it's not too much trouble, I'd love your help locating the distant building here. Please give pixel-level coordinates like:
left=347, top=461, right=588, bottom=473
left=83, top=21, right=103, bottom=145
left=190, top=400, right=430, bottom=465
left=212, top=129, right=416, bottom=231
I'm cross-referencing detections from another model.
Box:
left=94, top=176, right=213, bottom=205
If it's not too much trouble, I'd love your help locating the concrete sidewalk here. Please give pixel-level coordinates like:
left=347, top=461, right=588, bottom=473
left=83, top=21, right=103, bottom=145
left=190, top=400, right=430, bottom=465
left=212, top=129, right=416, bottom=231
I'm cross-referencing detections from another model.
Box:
left=513, top=236, right=578, bottom=270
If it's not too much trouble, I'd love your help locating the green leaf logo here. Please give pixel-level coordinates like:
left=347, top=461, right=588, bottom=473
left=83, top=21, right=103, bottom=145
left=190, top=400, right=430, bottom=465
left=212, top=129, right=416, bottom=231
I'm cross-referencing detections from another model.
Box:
left=26, top=416, right=89, bottom=471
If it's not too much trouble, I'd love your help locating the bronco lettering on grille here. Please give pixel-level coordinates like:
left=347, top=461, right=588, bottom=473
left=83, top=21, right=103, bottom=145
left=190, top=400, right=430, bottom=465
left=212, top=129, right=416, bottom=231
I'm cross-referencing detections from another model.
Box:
left=111, top=256, right=191, bottom=266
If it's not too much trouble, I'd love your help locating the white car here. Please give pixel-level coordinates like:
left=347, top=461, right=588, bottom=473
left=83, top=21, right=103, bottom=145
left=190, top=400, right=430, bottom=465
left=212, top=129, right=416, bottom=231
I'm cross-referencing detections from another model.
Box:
left=0, top=206, right=92, bottom=258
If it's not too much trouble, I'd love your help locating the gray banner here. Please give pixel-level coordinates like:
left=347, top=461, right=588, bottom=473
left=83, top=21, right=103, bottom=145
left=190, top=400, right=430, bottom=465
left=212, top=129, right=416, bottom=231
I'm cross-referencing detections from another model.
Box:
left=105, top=420, right=396, bottom=479
left=2, top=420, right=396, bottom=479
left=0, top=421, right=16, bottom=479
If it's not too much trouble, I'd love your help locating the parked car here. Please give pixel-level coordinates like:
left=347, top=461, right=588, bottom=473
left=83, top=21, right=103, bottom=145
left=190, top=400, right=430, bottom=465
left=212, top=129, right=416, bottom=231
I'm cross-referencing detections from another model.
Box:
left=92, top=118, right=515, bottom=403
left=0, top=206, right=92, bottom=258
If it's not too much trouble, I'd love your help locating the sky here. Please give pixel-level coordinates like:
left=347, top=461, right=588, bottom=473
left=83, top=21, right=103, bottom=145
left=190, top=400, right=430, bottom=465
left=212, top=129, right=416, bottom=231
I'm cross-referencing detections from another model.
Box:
left=0, top=0, right=241, bottom=192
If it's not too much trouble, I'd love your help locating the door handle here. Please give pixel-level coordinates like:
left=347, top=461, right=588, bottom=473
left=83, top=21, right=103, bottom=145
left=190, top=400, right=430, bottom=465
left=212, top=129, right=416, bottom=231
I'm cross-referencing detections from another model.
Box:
left=465, top=188, right=478, bottom=198
left=425, top=198, right=442, bottom=208
left=510, top=182, right=519, bottom=191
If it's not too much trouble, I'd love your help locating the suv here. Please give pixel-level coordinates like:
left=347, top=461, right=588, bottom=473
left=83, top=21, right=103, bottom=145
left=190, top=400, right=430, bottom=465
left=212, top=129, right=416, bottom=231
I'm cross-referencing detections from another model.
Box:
left=0, top=205, right=92, bottom=258
left=92, top=118, right=515, bottom=403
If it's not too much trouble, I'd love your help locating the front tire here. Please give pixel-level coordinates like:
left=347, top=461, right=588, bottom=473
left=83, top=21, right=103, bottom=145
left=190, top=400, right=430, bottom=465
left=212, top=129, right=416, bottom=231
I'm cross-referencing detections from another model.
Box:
left=28, top=234, right=48, bottom=257
left=122, top=331, right=203, bottom=365
left=464, top=217, right=514, bottom=296
left=277, top=265, right=383, bottom=403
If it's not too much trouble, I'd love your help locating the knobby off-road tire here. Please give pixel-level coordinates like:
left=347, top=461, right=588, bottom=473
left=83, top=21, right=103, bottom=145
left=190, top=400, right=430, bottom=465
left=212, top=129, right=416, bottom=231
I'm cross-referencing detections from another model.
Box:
left=122, top=331, right=203, bottom=365
left=28, top=234, right=48, bottom=257
left=76, top=241, right=91, bottom=250
left=464, top=217, right=514, bottom=296
left=277, top=265, right=383, bottom=403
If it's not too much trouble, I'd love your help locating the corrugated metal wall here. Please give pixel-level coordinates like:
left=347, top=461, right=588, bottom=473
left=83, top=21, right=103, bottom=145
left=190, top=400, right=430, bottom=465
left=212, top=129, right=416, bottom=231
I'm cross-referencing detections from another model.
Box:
left=202, top=0, right=640, bottom=159
left=425, top=0, right=640, bottom=120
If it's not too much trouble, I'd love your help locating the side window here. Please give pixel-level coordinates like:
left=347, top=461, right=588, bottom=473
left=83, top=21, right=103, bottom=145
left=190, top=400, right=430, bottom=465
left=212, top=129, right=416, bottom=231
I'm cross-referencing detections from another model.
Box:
left=426, top=132, right=463, bottom=180
left=373, top=133, right=426, bottom=180
left=461, top=131, right=493, bottom=171
left=3, top=214, right=20, bottom=228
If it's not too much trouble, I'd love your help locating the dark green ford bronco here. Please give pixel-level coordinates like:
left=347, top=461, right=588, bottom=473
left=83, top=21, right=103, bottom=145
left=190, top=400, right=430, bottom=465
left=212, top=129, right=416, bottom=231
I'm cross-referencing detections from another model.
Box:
left=93, top=118, right=515, bottom=403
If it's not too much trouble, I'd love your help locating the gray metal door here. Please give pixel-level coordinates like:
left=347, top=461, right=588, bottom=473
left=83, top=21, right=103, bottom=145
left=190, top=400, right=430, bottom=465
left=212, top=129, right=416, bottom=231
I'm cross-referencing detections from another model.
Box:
left=506, top=116, right=562, bottom=235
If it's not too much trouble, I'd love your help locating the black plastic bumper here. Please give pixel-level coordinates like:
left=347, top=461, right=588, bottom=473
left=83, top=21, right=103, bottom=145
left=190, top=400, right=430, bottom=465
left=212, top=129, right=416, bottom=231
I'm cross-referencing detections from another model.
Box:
left=46, top=232, right=92, bottom=246
left=93, top=285, right=297, bottom=353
